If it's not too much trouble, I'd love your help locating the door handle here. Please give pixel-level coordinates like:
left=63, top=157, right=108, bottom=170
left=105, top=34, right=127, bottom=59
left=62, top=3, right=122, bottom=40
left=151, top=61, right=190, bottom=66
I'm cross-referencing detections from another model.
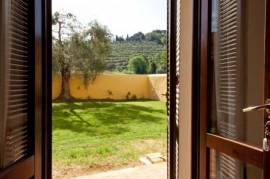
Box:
left=242, top=103, right=270, bottom=113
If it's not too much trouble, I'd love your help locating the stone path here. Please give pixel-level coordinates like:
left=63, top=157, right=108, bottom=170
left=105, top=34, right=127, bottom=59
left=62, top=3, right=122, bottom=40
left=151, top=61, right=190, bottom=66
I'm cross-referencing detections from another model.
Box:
left=74, top=162, right=167, bottom=179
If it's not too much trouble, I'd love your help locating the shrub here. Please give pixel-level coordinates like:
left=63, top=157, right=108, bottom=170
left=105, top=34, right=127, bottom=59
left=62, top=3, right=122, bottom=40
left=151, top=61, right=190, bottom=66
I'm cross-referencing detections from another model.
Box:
left=128, top=55, right=148, bottom=74
left=148, top=62, right=157, bottom=74
left=126, top=92, right=131, bottom=100
left=131, top=94, right=137, bottom=100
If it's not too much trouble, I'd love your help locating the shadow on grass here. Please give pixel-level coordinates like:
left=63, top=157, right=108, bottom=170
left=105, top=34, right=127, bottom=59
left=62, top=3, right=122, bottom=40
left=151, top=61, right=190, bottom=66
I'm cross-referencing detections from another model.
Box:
left=52, top=100, right=166, bottom=136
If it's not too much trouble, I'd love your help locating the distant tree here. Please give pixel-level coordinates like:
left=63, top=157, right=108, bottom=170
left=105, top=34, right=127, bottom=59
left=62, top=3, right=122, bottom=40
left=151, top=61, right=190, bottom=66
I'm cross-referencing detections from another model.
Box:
left=52, top=11, right=111, bottom=100
left=115, top=35, right=125, bottom=42
left=145, top=30, right=167, bottom=45
left=128, top=55, right=148, bottom=74
left=128, top=32, right=145, bottom=42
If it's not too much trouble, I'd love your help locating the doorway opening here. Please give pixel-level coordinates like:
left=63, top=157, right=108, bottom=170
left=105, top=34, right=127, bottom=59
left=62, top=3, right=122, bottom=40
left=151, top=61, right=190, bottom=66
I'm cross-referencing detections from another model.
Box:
left=51, top=0, right=168, bottom=178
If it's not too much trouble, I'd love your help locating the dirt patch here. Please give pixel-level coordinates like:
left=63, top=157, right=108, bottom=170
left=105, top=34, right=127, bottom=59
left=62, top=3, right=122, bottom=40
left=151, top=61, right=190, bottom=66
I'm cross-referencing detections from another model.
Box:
left=53, top=162, right=141, bottom=179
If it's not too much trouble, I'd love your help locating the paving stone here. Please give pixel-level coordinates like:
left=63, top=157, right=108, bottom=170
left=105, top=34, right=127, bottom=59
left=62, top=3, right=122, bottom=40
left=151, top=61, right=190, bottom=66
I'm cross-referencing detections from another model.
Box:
left=139, top=157, right=152, bottom=165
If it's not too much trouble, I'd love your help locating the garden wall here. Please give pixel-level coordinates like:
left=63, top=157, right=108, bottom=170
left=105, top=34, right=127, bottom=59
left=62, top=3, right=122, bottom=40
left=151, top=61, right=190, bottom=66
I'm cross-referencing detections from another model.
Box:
left=52, top=74, right=167, bottom=101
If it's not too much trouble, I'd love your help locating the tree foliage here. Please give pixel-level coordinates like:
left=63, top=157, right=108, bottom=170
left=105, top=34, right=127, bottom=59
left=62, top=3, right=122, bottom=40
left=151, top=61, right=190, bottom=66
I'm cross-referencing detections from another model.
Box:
left=115, top=35, right=125, bottom=42
left=154, top=51, right=167, bottom=73
left=126, top=32, right=145, bottom=42
left=52, top=11, right=112, bottom=100
left=145, top=30, right=166, bottom=45
left=113, top=30, right=166, bottom=45
left=148, top=62, right=157, bottom=74
left=128, top=55, right=148, bottom=74
left=109, top=30, right=167, bottom=73
left=77, top=22, right=112, bottom=83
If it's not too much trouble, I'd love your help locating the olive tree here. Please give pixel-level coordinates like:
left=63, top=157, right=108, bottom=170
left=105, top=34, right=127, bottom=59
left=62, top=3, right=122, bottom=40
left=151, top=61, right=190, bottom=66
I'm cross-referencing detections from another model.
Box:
left=52, top=12, right=111, bottom=100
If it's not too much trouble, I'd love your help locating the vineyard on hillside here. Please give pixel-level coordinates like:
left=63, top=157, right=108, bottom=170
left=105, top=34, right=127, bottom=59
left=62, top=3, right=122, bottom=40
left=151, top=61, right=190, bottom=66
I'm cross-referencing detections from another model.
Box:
left=106, top=41, right=166, bottom=72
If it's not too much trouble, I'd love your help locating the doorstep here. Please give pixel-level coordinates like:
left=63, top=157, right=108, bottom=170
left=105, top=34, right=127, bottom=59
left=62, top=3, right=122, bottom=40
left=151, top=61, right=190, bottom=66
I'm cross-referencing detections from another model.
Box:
left=74, top=162, right=167, bottom=179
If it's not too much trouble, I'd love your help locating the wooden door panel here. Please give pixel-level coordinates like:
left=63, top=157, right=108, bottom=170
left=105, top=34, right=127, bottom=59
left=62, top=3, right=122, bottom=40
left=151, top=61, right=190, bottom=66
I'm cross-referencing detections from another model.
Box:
left=199, top=0, right=270, bottom=178
left=0, top=156, right=34, bottom=179
left=206, top=133, right=263, bottom=168
left=0, top=0, right=49, bottom=178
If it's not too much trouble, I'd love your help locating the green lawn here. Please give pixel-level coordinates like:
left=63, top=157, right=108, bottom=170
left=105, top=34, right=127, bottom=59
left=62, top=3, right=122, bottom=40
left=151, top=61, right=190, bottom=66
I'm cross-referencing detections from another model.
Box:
left=52, top=100, right=167, bottom=178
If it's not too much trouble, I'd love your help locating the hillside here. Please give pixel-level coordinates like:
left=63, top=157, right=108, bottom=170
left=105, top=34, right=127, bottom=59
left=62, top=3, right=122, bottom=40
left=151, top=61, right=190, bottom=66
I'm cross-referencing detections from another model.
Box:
left=106, top=41, right=166, bottom=72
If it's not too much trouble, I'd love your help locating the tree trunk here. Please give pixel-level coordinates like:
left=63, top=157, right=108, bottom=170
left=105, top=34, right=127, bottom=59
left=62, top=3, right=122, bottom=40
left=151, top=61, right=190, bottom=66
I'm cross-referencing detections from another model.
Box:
left=58, top=67, right=71, bottom=100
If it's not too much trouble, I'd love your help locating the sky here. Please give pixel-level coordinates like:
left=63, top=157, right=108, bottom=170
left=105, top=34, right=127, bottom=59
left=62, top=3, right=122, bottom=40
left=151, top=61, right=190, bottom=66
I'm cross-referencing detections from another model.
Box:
left=52, top=0, right=167, bottom=37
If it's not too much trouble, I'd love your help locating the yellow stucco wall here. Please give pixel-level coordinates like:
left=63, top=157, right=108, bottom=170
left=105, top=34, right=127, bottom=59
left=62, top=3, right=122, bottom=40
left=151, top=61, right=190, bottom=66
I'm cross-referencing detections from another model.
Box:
left=147, top=74, right=167, bottom=101
left=52, top=74, right=62, bottom=99
left=52, top=73, right=166, bottom=101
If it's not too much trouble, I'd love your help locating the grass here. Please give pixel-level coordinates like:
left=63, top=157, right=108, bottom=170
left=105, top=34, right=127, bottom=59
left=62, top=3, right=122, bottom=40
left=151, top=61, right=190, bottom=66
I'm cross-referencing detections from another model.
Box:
left=52, top=100, right=167, bottom=178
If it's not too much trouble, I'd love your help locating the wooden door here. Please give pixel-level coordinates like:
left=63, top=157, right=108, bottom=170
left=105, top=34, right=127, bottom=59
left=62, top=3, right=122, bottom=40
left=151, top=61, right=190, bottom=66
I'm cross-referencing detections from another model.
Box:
left=0, top=0, right=51, bottom=178
left=198, top=0, right=270, bottom=178
left=199, top=0, right=270, bottom=178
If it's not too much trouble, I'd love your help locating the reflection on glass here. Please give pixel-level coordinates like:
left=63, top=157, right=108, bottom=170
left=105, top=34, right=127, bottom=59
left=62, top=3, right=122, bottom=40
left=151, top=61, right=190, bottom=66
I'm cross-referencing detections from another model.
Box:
left=210, top=0, right=265, bottom=146
left=210, top=149, right=263, bottom=179
left=209, top=0, right=265, bottom=178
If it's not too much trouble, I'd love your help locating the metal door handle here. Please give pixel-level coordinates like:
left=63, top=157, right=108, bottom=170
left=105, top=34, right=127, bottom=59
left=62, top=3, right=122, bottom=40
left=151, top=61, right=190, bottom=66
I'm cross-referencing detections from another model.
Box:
left=242, top=100, right=270, bottom=151
left=242, top=103, right=270, bottom=113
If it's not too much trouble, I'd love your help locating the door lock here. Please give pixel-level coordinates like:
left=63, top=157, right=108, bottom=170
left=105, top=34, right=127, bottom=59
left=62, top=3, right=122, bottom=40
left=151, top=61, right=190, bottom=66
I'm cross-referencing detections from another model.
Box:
left=243, top=100, right=270, bottom=151
left=263, top=121, right=270, bottom=152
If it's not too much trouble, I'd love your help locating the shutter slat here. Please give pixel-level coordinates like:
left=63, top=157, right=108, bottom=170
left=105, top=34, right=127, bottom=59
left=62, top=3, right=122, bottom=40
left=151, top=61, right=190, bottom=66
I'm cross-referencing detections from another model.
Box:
left=11, top=1, right=28, bottom=15
left=10, top=69, right=28, bottom=74
left=10, top=48, right=28, bottom=55
left=8, top=103, right=28, bottom=110
left=10, top=59, right=28, bottom=65
left=9, top=98, right=27, bottom=104
left=11, top=42, right=28, bottom=51
left=10, top=7, right=28, bottom=21
left=10, top=19, right=28, bottom=31
left=8, top=113, right=27, bottom=120
left=8, top=108, right=28, bottom=116
left=10, top=31, right=29, bottom=41
left=10, top=25, right=28, bottom=36
left=11, top=53, right=28, bottom=59
left=10, top=37, right=28, bottom=48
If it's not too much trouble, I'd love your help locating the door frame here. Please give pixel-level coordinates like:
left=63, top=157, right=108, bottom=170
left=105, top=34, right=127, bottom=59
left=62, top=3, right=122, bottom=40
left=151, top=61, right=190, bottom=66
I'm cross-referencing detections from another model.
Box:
left=42, top=0, right=180, bottom=178
left=194, top=0, right=270, bottom=178
left=41, top=0, right=270, bottom=178
left=168, top=0, right=178, bottom=178
left=42, top=0, right=52, bottom=178
left=42, top=0, right=175, bottom=178
left=1, top=0, right=180, bottom=178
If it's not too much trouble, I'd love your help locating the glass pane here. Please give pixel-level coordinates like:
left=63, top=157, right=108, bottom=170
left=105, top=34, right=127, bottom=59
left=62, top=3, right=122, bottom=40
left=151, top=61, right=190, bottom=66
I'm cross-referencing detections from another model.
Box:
left=210, top=149, right=263, bottom=179
left=210, top=0, right=266, bottom=147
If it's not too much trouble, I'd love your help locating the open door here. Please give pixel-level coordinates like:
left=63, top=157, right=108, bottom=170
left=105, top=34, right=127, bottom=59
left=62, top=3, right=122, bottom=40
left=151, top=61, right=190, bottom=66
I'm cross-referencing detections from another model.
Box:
left=0, top=0, right=178, bottom=178
left=0, top=0, right=51, bottom=178
left=199, top=0, right=270, bottom=178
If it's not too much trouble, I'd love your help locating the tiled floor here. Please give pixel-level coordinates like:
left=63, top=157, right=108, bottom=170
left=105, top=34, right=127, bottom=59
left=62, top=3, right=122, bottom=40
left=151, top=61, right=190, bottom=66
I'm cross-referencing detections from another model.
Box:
left=74, top=162, right=167, bottom=179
